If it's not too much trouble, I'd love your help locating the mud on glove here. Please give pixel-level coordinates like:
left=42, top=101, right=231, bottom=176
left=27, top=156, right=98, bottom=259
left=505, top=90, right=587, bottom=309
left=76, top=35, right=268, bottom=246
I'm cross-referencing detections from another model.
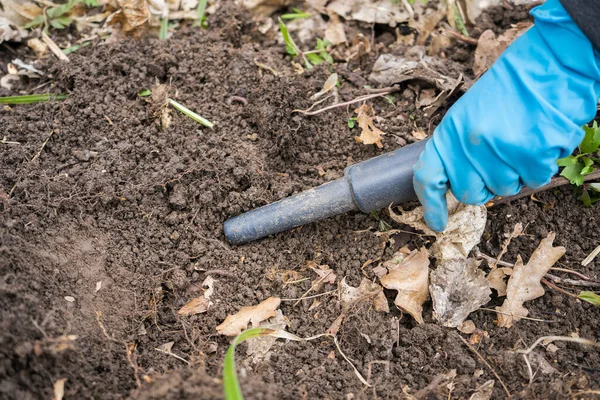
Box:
left=413, top=0, right=600, bottom=232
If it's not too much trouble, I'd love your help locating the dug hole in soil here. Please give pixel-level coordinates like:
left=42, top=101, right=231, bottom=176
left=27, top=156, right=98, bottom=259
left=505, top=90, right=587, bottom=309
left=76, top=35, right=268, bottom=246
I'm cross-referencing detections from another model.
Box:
left=1, top=4, right=599, bottom=400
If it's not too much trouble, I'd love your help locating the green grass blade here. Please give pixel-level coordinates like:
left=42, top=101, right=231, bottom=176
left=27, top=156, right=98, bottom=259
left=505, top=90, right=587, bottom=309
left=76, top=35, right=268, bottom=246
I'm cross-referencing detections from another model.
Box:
left=168, top=99, right=214, bottom=128
left=138, top=89, right=152, bottom=97
left=160, top=17, right=168, bottom=40
left=196, top=0, right=208, bottom=25
left=0, top=93, right=67, bottom=105
left=62, top=41, right=91, bottom=55
left=223, top=328, right=276, bottom=400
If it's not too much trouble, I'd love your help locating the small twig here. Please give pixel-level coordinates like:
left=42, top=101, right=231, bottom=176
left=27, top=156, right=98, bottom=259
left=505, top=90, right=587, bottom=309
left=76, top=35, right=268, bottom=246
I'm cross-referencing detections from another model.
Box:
left=486, top=170, right=600, bottom=207
left=41, top=32, right=69, bottom=62
left=292, top=92, right=392, bottom=116
left=541, top=279, right=579, bottom=299
left=475, top=251, right=513, bottom=268
left=281, top=289, right=337, bottom=302
left=441, top=27, right=479, bottom=45
left=522, top=354, right=534, bottom=384
left=363, top=86, right=400, bottom=94
left=516, top=335, right=600, bottom=355
left=545, top=274, right=600, bottom=288
left=550, top=267, right=592, bottom=281
left=31, top=130, right=54, bottom=163
left=254, top=58, right=279, bottom=77
left=477, top=307, right=552, bottom=323
left=155, top=347, right=190, bottom=365
left=96, top=312, right=142, bottom=388
left=458, top=335, right=512, bottom=398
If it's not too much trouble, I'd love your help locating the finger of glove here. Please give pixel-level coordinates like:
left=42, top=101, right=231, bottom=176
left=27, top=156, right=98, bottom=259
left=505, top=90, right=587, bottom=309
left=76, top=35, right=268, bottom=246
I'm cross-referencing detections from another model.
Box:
left=436, top=143, right=496, bottom=205
left=413, top=141, right=450, bottom=232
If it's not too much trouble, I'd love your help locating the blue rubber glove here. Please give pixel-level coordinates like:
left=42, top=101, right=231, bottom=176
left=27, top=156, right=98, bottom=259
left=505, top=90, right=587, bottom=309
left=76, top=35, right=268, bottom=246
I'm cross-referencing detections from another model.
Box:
left=413, top=0, right=600, bottom=232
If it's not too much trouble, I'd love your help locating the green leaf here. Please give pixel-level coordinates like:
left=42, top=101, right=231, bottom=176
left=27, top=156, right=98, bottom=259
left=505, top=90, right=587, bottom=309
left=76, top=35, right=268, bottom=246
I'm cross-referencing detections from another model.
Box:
left=62, top=41, right=91, bottom=55
left=281, top=7, right=311, bottom=20
left=581, top=156, right=595, bottom=175
left=348, top=118, right=356, bottom=129
left=315, top=38, right=333, bottom=63
left=384, top=94, right=395, bottom=105
left=578, top=291, right=600, bottom=306
left=0, top=93, right=67, bottom=104
left=579, top=121, right=600, bottom=154
left=83, top=0, right=99, bottom=6
left=580, top=189, right=592, bottom=207
left=47, top=1, right=75, bottom=19
left=305, top=52, right=324, bottom=65
left=560, top=162, right=585, bottom=186
left=23, top=15, right=44, bottom=29
left=557, top=155, right=577, bottom=167
left=196, top=0, right=208, bottom=26
left=223, top=327, right=278, bottom=400
left=168, top=99, right=214, bottom=128
left=50, top=16, right=72, bottom=29
left=278, top=18, right=299, bottom=57
left=138, top=89, right=152, bottom=97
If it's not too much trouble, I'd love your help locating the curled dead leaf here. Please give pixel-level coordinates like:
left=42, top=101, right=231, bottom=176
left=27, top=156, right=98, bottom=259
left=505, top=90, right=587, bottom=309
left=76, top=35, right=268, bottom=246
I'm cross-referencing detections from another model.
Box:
left=311, top=73, right=338, bottom=100
left=324, top=12, right=346, bottom=45
left=53, top=378, right=67, bottom=400
left=430, top=258, right=491, bottom=327
left=390, top=193, right=487, bottom=263
left=340, top=277, right=388, bottom=314
left=177, top=296, right=210, bottom=316
left=216, top=297, right=281, bottom=336
left=496, top=233, right=565, bottom=328
left=380, top=248, right=430, bottom=324
left=353, top=104, right=385, bottom=148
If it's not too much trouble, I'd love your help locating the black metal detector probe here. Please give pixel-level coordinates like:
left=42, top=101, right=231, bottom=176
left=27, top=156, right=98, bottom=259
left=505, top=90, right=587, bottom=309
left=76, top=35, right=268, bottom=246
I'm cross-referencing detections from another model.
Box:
left=223, top=139, right=428, bottom=244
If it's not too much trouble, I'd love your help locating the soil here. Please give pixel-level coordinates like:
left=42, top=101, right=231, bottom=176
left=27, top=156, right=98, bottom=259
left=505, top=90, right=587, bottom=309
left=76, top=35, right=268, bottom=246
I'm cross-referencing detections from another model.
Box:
left=1, top=2, right=599, bottom=400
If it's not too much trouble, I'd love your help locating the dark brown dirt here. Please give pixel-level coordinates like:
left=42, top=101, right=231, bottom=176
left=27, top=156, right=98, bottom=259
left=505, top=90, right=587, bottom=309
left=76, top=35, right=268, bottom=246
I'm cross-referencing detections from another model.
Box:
left=1, top=3, right=599, bottom=400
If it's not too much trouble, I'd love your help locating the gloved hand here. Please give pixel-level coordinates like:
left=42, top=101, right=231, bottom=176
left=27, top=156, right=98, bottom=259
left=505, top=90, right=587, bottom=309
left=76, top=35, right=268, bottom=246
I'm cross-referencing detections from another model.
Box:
left=413, top=0, right=600, bottom=232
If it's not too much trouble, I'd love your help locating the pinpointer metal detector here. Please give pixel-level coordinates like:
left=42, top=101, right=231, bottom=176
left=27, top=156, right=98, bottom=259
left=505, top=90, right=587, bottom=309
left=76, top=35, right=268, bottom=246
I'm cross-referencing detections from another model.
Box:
left=224, top=140, right=428, bottom=244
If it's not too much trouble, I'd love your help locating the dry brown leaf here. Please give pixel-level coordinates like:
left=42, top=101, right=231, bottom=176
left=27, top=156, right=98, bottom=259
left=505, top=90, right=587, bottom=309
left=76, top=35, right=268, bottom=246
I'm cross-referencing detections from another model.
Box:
left=473, top=23, right=531, bottom=76
left=346, top=33, right=370, bottom=60
left=327, top=314, right=344, bottom=335
left=469, top=380, right=494, bottom=400
left=53, top=378, right=67, bottom=400
left=408, top=2, right=446, bottom=46
left=412, top=129, right=428, bottom=140
left=325, top=12, right=346, bottom=45
left=496, top=233, right=565, bottom=328
left=241, top=0, right=287, bottom=18
left=246, top=310, right=288, bottom=362
left=430, top=258, right=491, bottom=327
left=340, top=277, right=389, bottom=314
left=309, top=262, right=336, bottom=292
left=354, top=104, right=385, bottom=148
left=458, top=320, right=476, bottom=334
left=390, top=193, right=486, bottom=262
left=311, top=73, right=338, bottom=100
left=177, top=275, right=214, bottom=316
left=114, top=0, right=150, bottom=32
left=178, top=296, right=210, bottom=316
left=327, top=0, right=410, bottom=26
left=216, top=297, right=281, bottom=336
left=380, top=248, right=429, bottom=324
left=486, top=267, right=512, bottom=297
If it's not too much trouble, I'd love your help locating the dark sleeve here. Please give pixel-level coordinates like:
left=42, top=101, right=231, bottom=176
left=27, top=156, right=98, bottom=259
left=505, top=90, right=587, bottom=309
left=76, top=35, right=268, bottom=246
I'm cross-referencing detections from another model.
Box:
left=559, top=0, right=600, bottom=51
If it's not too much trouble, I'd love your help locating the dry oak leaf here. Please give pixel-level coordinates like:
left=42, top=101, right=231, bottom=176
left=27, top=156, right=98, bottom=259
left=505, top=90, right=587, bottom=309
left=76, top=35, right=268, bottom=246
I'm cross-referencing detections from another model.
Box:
left=340, top=277, right=389, bottom=314
left=496, top=232, right=565, bottom=328
left=390, top=193, right=486, bottom=262
left=114, top=0, right=150, bottom=32
left=354, top=104, right=385, bottom=148
left=216, top=297, right=281, bottom=336
left=380, top=248, right=430, bottom=324
left=309, top=263, right=336, bottom=291
left=177, top=276, right=215, bottom=316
